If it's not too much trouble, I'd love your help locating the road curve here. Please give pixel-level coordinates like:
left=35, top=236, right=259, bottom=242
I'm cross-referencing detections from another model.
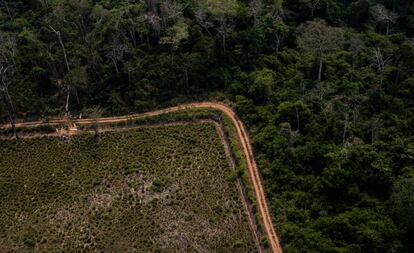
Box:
left=1, top=102, right=283, bottom=253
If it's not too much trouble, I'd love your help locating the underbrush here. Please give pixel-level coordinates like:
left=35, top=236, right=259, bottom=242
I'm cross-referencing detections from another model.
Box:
left=0, top=125, right=56, bottom=137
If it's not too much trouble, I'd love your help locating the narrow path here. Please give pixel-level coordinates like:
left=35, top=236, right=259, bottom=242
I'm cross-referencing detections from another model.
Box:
left=0, top=102, right=283, bottom=253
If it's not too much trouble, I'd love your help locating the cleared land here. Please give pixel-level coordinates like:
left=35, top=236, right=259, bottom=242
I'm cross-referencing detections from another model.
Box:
left=0, top=102, right=283, bottom=253
left=0, top=122, right=257, bottom=252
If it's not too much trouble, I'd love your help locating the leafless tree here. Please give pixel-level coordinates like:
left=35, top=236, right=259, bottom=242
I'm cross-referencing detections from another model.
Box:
left=0, top=31, right=17, bottom=66
left=273, top=20, right=289, bottom=57
left=372, top=47, right=391, bottom=90
left=338, top=96, right=361, bottom=143
left=371, top=4, right=399, bottom=35
left=0, top=31, right=18, bottom=138
left=49, top=25, right=71, bottom=116
left=249, top=0, right=263, bottom=26
left=106, top=38, right=129, bottom=73
left=160, top=0, right=184, bottom=22
left=217, top=17, right=233, bottom=55
left=0, top=66, right=17, bottom=138
left=195, top=10, right=213, bottom=36
left=297, top=20, right=344, bottom=82
left=145, top=12, right=161, bottom=37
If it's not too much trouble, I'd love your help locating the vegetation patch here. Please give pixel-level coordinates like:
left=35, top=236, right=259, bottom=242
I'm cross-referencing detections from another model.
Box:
left=0, top=122, right=257, bottom=252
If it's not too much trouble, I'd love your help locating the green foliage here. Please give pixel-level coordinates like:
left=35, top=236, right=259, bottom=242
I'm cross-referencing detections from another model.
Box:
left=160, top=18, right=189, bottom=50
left=389, top=177, right=414, bottom=247
left=248, top=68, right=275, bottom=103
left=1, top=0, right=414, bottom=251
left=199, top=0, right=239, bottom=18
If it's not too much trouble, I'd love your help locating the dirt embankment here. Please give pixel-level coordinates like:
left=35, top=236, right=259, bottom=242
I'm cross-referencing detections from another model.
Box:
left=0, top=102, right=283, bottom=253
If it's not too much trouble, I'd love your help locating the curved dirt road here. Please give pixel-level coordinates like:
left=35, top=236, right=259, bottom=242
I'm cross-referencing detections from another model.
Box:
left=1, top=102, right=283, bottom=253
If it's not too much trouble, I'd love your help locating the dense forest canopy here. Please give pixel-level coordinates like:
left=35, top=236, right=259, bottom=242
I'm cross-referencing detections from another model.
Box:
left=1, top=0, right=414, bottom=252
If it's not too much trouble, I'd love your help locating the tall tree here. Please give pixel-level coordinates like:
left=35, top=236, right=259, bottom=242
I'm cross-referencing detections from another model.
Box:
left=49, top=25, right=72, bottom=116
left=0, top=31, right=17, bottom=138
left=106, top=37, right=129, bottom=73
left=196, top=0, right=238, bottom=54
left=372, top=47, right=391, bottom=90
left=297, top=19, right=344, bottom=82
left=249, top=0, right=263, bottom=26
left=371, top=4, right=399, bottom=35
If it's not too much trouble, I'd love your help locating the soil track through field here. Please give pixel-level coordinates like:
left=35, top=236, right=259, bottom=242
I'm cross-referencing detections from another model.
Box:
left=0, top=102, right=283, bottom=253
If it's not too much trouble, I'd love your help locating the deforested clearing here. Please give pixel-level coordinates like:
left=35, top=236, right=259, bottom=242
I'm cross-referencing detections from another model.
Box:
left=0, top=122, right=257, bottom=252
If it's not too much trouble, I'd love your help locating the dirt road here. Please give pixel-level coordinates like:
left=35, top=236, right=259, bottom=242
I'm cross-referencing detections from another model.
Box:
left=0, top=102, right=283, bottom=253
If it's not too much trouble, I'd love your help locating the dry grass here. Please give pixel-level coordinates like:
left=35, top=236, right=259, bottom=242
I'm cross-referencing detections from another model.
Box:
left=0, top=122, right=257, bottom=252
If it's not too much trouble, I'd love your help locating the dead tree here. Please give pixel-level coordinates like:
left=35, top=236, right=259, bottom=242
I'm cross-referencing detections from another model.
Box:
left=106, top=38, right=129, bottom=73
left=195, top=10, right=213, bottom=36
left=372, top=47, right=391, bottom=90
left=274, top=20, right=288, bottom=57
left=249, top=0, right=263, bottom=26
left=145, top=12, right=161, bottom=37
left=371, top=4, right=399, bottom=35
left=49, top=25, right=71, bottom=116
left=217, top=17, right=232, bottom=56
left=0, top=31, right=18, bottom=138
left=0, top=31, right=17, bottom=66
left=160, top=0, right=185, bottom=25
left=0, top=66, right=17, bottom=138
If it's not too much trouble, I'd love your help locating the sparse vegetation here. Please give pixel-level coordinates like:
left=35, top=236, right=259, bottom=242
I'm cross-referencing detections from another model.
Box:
left=0, top=122, right=257, bottom=252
